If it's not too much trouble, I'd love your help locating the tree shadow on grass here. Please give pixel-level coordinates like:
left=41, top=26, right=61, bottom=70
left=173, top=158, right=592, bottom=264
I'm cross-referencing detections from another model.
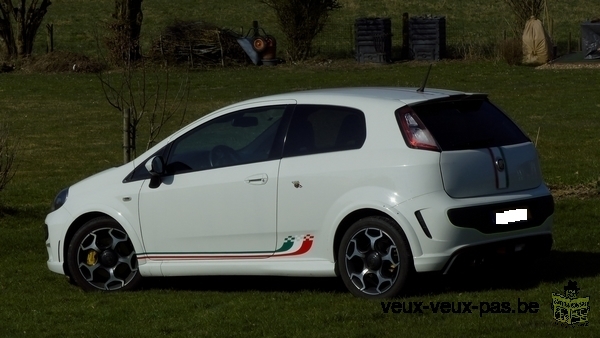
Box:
left=140, top=250, right=600, bottom=296
left=0, top=205, right=20, bottom=217
left=405, top=250, right=600, bottom=297
left=0, top=204, right=48, bottom=221
left=141, top=275, right=348, bottom=294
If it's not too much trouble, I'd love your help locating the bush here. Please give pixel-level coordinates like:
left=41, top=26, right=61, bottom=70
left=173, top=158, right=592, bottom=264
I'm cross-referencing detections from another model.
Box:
left=21, top=51, right=105, bottom=73
left=499, top=38, right=523, bottom=65
left=503, top=0, right=546, bottom=34
left=260, top=0, right=341, bottom=61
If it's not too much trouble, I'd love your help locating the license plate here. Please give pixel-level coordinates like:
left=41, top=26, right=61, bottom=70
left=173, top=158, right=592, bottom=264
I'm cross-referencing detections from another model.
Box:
left=495, top=207, right=528, bottom=225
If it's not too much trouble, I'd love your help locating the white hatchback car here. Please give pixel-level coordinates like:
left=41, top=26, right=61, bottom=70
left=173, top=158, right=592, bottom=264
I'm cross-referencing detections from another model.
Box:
left=45, top=87, right=553, bottom=298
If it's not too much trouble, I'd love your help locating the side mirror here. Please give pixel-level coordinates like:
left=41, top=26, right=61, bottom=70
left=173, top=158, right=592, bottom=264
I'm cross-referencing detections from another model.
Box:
left=145, top=156, right=165, bottom=188
left=145, top=156, right=165, bottom=176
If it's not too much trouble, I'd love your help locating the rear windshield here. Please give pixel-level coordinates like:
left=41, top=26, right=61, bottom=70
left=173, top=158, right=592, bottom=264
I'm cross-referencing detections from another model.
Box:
left=411, top=98, right=530, bottom=151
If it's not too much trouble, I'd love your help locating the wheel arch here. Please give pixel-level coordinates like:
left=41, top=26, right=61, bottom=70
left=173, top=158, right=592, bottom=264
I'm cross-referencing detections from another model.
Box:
left=332, top=208, right=420, bottom=275
left=62, top=211, right=143, bottom=277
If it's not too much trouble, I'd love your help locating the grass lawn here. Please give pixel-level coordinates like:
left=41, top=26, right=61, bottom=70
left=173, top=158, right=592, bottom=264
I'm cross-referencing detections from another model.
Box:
left=0, top=60, right=599, bottom=337
left=1, top=0, right=600, bottom=336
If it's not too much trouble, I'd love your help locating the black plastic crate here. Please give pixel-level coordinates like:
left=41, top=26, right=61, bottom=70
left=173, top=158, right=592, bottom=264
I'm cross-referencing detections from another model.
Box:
left=409, top=16, right=446, bottom=60
left=355, top=18, right=392, bottom=63
left=581, top=21, right=600, bottom=59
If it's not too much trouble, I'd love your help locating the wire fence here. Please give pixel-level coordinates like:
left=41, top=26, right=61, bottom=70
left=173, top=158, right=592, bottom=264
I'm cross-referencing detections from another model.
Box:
left=282, top=18, right=585, bottom=61
left=313, top=23, right=402, bottom=59
left=296, top=20, right=500, bottom=61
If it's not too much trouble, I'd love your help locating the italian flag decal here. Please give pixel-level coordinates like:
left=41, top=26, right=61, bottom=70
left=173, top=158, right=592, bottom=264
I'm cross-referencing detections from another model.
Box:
left=138, top=234, right=314, bottom=261
left=274, top=234, right=314, bottom=256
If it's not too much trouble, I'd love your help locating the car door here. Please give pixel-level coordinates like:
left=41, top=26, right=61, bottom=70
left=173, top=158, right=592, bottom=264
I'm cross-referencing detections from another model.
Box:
left=276, top=105, right=367, bottom=255
left=138, top=103, right=291, bottom=260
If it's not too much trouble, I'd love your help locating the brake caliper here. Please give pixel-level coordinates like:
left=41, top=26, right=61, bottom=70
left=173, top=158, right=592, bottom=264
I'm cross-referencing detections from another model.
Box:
left=86, top=251, right=98, bottom=266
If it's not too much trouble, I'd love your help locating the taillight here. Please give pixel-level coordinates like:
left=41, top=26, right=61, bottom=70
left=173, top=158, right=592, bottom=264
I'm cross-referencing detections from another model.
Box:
left=396, top=106, right=439, bottom=151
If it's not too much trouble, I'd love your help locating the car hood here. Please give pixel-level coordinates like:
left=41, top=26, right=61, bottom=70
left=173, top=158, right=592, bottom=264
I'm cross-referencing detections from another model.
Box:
left=68, top=163, right=135, bottom=198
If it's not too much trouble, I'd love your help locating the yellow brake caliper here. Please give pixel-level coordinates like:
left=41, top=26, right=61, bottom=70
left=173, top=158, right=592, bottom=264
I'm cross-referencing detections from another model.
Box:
left=86, top=251, right=98, bottom=266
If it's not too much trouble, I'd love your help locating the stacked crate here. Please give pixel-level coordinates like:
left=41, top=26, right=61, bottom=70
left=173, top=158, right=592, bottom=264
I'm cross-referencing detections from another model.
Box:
left=355, top=18, right=392, bottom=63
left=409, top=16, right=446, bottom=61
left=581, top=21, right=600, bottom=59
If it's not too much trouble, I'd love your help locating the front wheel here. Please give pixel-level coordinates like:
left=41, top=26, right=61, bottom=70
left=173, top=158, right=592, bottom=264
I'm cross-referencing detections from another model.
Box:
left=337, top=216, right=412, bottom=299
left=67, top=217, right=142, bottom=291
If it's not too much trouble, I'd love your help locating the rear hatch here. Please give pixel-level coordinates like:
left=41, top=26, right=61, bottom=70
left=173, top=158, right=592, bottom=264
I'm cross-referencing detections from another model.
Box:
left=399, top=95, right=542, bottom=198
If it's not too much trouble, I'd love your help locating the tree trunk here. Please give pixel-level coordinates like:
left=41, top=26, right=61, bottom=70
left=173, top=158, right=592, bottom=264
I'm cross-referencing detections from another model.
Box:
left=0, top=0, right=51, bottom=59
left=112, top=0, right=143, bottom=62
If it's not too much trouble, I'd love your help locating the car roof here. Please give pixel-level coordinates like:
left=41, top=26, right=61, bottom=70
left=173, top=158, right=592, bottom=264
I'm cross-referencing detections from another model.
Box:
left=239, top=87, right=479, bottom=106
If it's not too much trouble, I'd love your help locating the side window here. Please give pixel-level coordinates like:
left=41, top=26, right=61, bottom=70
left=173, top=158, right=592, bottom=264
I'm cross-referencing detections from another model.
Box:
left=283, top=105, right=366, bottom=157
left=166, top=105, right=286, bottom=174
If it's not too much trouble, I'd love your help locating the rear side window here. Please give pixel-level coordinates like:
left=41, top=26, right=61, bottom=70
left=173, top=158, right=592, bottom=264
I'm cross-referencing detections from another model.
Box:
left=283, top=105, right=366, bottom=157
left=411, top=98, right=530, bottom=151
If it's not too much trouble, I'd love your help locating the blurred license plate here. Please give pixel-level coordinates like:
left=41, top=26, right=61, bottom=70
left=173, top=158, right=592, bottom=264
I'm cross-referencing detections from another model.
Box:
left=495, top=208, right=528, bottom=225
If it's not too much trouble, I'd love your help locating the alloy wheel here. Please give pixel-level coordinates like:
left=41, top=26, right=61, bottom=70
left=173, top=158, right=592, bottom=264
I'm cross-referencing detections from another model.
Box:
left=74, top=227, right=139, bottom=290
left=343, top=227, right=400, bottom=296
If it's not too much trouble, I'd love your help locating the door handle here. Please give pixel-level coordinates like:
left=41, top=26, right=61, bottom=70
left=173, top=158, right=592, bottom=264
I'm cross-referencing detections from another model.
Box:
left=245, top=174, right=268, bottom=185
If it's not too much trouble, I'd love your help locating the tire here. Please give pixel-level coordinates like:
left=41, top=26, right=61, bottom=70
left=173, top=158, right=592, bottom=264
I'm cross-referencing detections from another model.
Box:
left=67, top=217, right=142, bottom=291
left=337, top=216, right=412, bottom=299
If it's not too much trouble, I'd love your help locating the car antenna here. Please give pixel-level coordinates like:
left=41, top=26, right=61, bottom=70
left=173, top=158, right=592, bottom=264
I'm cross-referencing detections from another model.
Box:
left=417, top=64, right=433, bottom=93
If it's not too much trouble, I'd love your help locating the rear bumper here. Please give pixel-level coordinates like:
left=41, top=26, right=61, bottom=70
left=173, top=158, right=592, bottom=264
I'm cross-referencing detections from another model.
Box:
left=441, top=233, right=552, bottom=274
left=392, top=185, right=553, bottom=273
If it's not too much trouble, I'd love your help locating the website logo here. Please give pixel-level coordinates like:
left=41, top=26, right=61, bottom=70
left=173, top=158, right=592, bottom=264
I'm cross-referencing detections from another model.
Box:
left=552, top=280, right=590, bottom=327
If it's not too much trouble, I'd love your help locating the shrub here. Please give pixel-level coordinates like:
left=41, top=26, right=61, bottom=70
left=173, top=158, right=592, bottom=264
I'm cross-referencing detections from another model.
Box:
left=260, top=0, right=342, bottom=61
left=503, top=0, right=546, bottom=34
left=22, top=51, right=105, bottom=73
left=499, top=38, right=523, bottom=65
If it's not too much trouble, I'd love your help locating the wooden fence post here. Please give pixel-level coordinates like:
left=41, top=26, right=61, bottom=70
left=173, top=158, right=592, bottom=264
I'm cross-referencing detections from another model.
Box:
left=402, top=12, right=409, bottom=60
left=46, top=23, right=54, bottom=53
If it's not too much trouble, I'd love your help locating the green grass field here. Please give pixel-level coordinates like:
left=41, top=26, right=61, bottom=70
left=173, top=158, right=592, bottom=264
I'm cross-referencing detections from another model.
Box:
left=1, top=0, right=600, bottom=337
left=35, top=0, right=600, bottom=59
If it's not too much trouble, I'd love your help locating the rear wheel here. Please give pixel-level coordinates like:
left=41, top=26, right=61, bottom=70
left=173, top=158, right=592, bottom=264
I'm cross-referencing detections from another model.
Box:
left=338, top=216, right=411, bottom=299
left=67, top=217, right=141, bottom=291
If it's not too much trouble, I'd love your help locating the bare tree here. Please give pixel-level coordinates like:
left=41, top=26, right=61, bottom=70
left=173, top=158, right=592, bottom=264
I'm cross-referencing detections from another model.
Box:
left=0, top=0, right=51, bottom=59
left=260, top=0, right=341, bottom=61
left=98, top=1, right=186, bottom=163
left=97, top=60, right=189, bottom=162
left=0, top=124, right=17, bottom=194
left=107, top=0, right=143, bottom=63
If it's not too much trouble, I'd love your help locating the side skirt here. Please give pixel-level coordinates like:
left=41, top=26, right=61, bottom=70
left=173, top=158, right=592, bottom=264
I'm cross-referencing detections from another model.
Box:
left=139, top=258, right=336, bottom=277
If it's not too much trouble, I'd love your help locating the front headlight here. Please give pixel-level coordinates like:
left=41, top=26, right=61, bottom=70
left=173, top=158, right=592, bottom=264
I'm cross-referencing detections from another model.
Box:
left=51, top=188, right=69, bottom=211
